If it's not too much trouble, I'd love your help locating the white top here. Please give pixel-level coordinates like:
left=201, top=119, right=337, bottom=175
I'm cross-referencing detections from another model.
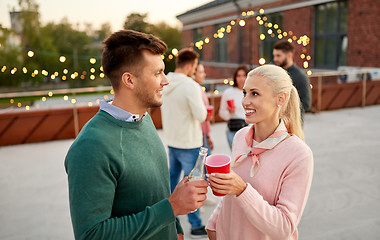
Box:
left=218, top=86, right=246, bottom=121
left=161, top=72, right=207, bottom=149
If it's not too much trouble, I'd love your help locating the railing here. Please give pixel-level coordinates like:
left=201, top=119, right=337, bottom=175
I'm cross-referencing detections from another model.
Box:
left=0, top=70, right=379, bottom=146
left=309, top=70, right=376, bottom=111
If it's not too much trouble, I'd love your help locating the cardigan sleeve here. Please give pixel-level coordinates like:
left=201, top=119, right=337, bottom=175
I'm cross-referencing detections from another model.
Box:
left=206, top=198, right=224, bottom=231
left=234, top=152, right=313, bottom=239
left=185, top=82, right=207, bottom=122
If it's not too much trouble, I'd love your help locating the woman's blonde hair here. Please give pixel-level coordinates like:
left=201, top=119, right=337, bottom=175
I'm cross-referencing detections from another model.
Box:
left=247, top=64, right=304, bottom=140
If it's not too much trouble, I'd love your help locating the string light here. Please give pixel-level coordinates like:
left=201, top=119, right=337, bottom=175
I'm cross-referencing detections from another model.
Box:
left=172, top=48, right=178, bottom=56
left=2, top=6, right=313, bottom=108
left=27, top=51, right=34, bottom=57
left=259, top=58, right=266, bottom=65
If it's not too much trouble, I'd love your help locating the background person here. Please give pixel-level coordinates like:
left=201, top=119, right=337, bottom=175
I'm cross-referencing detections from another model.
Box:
left=193, top=63, right=214, bottom=155
left=161, top=48, right=208, bottom=238
left=218, top=65, right=250, bottom=150
left=273, top=40, right=311, bottom=120
left=65, top=30, right=208, bottom=240
left=206, top=64, right=313, bottom=240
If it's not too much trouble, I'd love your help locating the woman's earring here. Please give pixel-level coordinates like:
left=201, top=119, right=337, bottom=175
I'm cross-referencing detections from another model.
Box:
left=277, top=104, right=281, bottom=107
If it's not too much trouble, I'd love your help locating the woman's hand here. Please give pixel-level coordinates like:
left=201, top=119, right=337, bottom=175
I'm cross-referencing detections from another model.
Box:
left=206, top=229, right=216, bottom=240
left=207, top=136, right=214, bottom=150
left=227, top=105, right=235, bottom=114
left=207, top=170, right=247, bottom=196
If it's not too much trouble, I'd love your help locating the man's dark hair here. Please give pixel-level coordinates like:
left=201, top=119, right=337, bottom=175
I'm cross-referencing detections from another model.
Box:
left=233, top=65, right=250, bottom=87
left=101, top=30, right=167, bottom=90
left=273, top=41, right=295, bottom=53
left=176, top=48, right=199, bottom=68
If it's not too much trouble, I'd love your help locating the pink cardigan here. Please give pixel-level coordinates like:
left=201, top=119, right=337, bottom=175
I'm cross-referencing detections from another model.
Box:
left=206, top=126, right=313, bottom=240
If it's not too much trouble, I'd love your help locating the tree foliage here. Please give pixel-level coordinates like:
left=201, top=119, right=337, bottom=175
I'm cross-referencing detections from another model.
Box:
left=123, top=13, right=182, bottom=73
left=0, top=5, right=183, bottom=88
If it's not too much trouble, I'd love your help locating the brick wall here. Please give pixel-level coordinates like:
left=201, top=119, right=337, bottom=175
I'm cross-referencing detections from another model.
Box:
left=346, top=0, right=380, bottom=67
left=180, top=0, right=380, bottom=79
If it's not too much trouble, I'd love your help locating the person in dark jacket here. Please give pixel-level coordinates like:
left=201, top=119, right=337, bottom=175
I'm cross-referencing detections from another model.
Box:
left=273, top=41, right=311, bottom=120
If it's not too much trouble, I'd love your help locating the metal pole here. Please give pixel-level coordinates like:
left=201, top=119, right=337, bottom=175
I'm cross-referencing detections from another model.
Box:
left=72, top=92, right=79, bottom=137
left=362, top=73, right=367, bottom=107
left=318, top=76, right=322, bottom=111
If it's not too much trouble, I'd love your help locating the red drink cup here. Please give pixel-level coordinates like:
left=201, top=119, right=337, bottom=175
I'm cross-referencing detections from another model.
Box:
left=205, top=154, right=231, bottom=196
left=226, top=99, right=235, bottom=111
left=206, top=105, right=214, bottom=117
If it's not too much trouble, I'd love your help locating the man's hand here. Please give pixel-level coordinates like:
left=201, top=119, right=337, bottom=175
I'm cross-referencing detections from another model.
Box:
left=177, top=233, right=184, bottom=240
left=168, top=177, right=208, bottom=216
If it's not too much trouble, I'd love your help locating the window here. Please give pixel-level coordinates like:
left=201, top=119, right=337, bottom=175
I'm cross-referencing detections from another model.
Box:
left=193, top=27, right=203, bottom=60
left=214, top=23, right=228, bottom=62
left=258, top=12, right=283, bottom=64
left=314, top=0, right=348, bottom=68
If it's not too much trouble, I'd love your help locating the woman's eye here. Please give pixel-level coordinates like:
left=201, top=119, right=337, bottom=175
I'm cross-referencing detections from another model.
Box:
left=252, top=92, right=259, bottom=96
left=243, top=91, right=247, bottom=96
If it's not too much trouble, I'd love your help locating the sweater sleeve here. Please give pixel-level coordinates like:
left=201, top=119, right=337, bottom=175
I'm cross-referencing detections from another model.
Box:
left=176, top=217, right=183, bottom=234
left=65, top=140, right=177, bottom=240
left=234, top=153, right=313, bottom=239
left=185, top=82, right=207, bottom=122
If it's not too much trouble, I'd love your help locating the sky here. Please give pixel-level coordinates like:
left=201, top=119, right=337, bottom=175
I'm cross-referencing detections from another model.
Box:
left=0, top=0, right=212, bottom=31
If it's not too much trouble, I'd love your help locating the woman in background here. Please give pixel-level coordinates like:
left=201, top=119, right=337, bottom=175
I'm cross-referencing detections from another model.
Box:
left=206, top=65, right=313, bottom=240
left=218, top=65, right=250, bottom=150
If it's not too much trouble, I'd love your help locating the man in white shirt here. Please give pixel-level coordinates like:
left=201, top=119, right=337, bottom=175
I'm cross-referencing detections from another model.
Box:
left=161, top=48, right=208, bottom=238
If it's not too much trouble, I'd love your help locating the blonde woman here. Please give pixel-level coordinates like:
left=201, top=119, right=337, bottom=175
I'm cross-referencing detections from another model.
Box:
left=206, top=65, right=313, bottom=240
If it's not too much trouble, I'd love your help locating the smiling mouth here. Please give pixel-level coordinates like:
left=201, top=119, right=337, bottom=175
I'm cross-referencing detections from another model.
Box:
left=245, top=109, right=256, bottom=114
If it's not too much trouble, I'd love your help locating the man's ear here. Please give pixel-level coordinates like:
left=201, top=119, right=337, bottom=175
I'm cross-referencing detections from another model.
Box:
left=121, top=72, right=134, bottom=89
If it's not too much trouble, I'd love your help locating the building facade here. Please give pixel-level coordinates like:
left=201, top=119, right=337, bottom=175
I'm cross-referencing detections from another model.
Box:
left=177, top=0, right=380, bottom=79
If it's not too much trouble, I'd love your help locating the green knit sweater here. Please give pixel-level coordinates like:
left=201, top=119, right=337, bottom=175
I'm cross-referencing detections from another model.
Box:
left=65, top=110, right=182, bottom=239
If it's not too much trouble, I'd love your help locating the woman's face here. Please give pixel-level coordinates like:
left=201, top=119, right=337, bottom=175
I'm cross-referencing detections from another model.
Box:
left=194, top=64, right=206, bottom=84
left=236, top=69, right=247, bottom=89
left=242, top=75, right=279, bottom=124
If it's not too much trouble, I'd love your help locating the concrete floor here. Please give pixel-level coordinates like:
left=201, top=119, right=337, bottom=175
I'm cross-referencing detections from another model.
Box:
left=0, top=105, right=379, bottom=239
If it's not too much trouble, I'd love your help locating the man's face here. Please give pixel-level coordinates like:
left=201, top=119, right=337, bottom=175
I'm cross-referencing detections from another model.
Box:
left=134, top=51, right=168, bottom=109
left=273, top=49, right=289, bottom=68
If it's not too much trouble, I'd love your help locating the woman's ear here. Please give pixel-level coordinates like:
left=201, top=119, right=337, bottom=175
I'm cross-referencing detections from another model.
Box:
left=121, top=72, right=134, bottom=89
left=278, top=92, right=287, bottom=106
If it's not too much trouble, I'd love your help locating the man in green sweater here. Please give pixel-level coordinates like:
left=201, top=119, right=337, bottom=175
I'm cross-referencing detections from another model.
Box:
left=65, top=30, right=209, bottom=240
